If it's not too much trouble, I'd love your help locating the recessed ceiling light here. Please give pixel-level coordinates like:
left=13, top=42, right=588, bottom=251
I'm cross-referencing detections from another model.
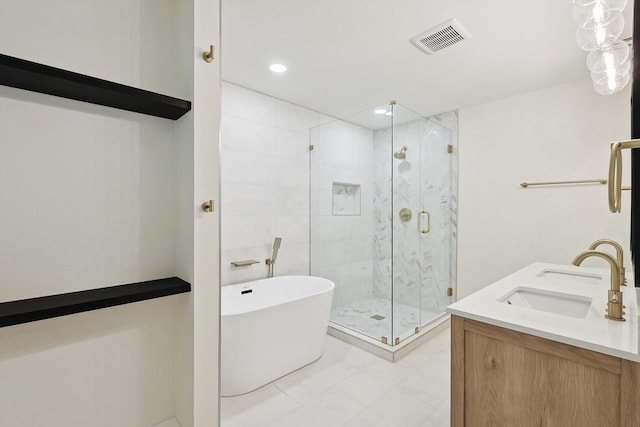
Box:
left=270, top=63, right=287, bottom=73
left=374, top=109, right=387, bottom=115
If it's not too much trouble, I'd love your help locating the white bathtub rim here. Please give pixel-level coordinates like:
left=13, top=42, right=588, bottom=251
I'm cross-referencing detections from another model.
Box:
left=221, top=275, right=335, bottom=316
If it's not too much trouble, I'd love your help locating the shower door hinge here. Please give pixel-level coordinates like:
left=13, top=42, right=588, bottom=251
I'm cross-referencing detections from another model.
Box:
left=447, top=144, right=454, bottom=153
left=395, top=337, right=400, bottom=345
left=309, top=144, right=314, bottom=151
left=381, top=336, right=388, bottom=344
left=447, top=287, right=453, bottom=297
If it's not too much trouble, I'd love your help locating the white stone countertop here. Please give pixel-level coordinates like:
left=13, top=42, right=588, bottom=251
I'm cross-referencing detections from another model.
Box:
left=447, top=262, right=640, bottom=362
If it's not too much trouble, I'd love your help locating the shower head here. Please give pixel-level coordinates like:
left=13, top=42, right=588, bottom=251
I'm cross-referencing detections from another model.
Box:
left=394, top=146, right=408, bottom=160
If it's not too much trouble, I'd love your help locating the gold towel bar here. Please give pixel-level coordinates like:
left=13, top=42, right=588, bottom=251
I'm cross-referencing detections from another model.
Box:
left=520, top=179, right=606, bottom=188
left=521, top=179, right=631, bottom=191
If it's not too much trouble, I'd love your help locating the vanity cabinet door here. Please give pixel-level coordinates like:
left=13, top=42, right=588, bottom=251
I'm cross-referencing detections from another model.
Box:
left=451, top=316, right=633, bottom=427
left=465, top=330, right=619, bottom=426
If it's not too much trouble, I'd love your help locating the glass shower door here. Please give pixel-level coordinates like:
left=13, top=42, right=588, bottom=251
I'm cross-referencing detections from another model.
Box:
left=390, top=103, right=424, bottom=344
left=391, top=107, right=454, bottom=344
left=417, top=117, right=453, bottom=327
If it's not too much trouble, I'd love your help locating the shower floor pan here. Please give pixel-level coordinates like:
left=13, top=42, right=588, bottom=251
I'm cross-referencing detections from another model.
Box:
left=329, top=297, right=449, bottom=361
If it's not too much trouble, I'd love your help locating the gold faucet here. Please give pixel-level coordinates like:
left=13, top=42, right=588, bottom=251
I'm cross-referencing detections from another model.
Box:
left=572, top=250, right=624, bottom=321
left=265, top=237, right=282, bottom=278
left=588, top=239, right=626, bottom=285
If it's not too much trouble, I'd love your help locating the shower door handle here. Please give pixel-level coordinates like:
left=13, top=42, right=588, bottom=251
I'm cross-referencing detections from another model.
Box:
left=418, top=210, right=431, bottom=234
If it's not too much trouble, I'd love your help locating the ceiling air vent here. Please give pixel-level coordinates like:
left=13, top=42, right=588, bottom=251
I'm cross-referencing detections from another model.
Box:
left=410, top=18, right=471, bottom=55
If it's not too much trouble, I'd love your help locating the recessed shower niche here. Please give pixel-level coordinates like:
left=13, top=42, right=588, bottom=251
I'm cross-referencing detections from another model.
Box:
left=310, top=101, right=458, bottom=358
left=332, top=182, right=361, bottom=215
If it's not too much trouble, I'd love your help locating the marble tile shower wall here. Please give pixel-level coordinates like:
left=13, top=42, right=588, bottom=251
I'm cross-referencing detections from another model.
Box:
left=221, top=83, right=330, bottom=286
left=372, top=112, right=458, bottom=315
left=309, top=120, right=375, bottom=309
left=372, top=126, right=393, bottom=301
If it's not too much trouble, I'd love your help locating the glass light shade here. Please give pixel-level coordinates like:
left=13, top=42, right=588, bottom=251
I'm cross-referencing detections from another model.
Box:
left=592, top=71, right=629, bottom=94
left=587, top=40, right=630, bottom=72
left=590, top=57, right=630, bottom=80
left=575, top=9, right=624, bottom=50
left=591, top=61, right=631, bottom=88
left=573, top=0, right=628, bottom=22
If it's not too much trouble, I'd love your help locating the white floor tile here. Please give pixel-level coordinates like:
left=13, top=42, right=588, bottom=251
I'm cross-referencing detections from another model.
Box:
left=419, top=403, right=450, bottom=427
left=324, top=335, right=381, bottom=370
left=393, top=372, right=448, bottom=408
left=222, top=327, right=452, bottom=427
left=267, top=388, right=365, bottom=427
left=354, top=387, right=432, bottom=427
left=274, top=352, right=359, bottom=405
left=397, top=330, right=450, bottom=371
left=221, top=385, right=300, bottom=427
left=334, top=358, right=410, bottom=405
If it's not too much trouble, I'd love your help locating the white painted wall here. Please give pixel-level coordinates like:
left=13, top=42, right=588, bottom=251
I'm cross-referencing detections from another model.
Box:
left=0, top=1, right=221, bottom=426
left=220, top=82, right=329, bottom=286
left=458, top=79, right=631, bottom=298
left=191, top=1, right=221, bottom=425
left=0, top=0, right=179, bottom=301
left=0, top=299, right=179, bottom=426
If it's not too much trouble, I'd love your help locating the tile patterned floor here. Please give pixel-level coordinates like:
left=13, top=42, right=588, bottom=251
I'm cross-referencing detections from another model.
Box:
left=330, top=297, right=441, bottom=342
left=221, top=327, right=451, bottom=427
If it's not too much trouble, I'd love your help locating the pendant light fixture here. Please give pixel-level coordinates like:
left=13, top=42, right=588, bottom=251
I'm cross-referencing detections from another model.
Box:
left=573, top=0, right=630, bottom=94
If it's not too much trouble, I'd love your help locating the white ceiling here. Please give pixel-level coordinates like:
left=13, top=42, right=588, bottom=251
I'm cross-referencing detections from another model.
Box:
left=221, top=0, right=634, bottom=120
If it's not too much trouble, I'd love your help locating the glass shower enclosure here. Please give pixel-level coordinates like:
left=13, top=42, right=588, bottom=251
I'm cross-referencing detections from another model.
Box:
left=309, top=101, right=457, bottom=347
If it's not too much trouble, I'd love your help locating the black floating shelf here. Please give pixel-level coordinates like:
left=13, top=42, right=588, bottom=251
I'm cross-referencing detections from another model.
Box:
left=0, top=277, right=191, bottom=327
left=0, top=54, right=191, bottom=120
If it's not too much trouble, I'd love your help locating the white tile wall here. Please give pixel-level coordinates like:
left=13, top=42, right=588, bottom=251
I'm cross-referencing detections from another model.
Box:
left=310, top=120, right=375, bottom=308
left=221, top=83, right=330, bottom=285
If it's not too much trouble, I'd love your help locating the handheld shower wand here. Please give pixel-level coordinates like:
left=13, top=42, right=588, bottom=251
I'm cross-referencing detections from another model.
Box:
left=266, top=237, right=282, bottom=278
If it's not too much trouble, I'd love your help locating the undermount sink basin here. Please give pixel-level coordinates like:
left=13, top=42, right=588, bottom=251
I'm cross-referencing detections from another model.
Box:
left=537, top=268, right=602, bottom=285
left=499, top=287, right=592, bottom=318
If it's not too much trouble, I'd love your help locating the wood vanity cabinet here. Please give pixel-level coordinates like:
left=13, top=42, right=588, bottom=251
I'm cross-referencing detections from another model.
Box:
left=451, top=315, right=640, bottom=427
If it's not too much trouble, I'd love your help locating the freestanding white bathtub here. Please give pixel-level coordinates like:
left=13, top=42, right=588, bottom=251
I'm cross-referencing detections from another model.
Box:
left=220, top=275, right=335, bottom=396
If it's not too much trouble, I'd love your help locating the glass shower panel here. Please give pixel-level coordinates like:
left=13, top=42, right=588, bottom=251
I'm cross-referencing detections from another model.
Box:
left=389, top=104, right=425, bottom=344
left=419, top=117, right=453, bottom=322
left=309, top=102, right=456, bottom=349
left=309, top=110, right=393, bottom=343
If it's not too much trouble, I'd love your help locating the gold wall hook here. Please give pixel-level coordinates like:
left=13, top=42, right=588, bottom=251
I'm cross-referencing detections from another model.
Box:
left=203, top=45, right=215, bottom=63
left=201, top=200, right=214, bottom=212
